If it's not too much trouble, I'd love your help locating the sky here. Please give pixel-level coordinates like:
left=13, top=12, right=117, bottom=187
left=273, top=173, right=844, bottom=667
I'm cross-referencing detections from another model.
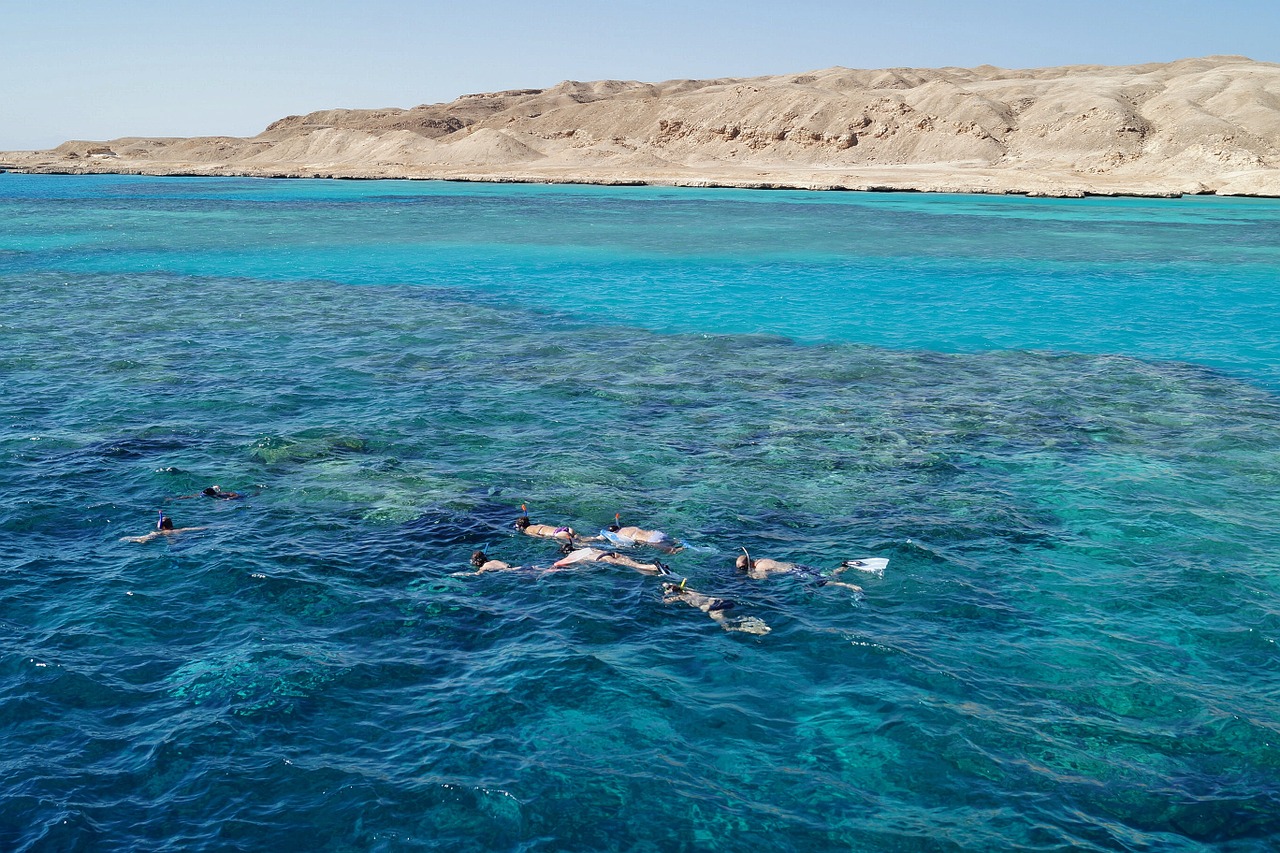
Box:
left=2, top=0, right=1278, bottom=150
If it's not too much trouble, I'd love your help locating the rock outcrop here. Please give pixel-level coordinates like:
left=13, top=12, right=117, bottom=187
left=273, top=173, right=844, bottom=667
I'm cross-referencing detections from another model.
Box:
left=6, top=56, right=1280, bottom=196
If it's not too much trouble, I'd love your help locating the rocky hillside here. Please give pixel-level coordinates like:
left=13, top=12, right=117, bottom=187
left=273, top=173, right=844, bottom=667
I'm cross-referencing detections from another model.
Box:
left=6, top=56, right=1280, bottom=196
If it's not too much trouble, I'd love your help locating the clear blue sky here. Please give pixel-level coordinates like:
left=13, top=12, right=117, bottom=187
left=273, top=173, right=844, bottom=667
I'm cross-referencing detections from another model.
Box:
left=3, top=0, right=1277, bottom=150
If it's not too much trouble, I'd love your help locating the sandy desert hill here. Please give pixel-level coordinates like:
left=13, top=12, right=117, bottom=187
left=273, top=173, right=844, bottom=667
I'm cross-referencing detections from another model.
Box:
left=5, top=56, right=1280, bottom=196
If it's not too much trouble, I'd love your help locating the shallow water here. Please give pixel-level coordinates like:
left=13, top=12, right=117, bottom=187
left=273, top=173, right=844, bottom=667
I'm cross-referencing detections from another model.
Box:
left=2, top=173, right=1279, bottom=851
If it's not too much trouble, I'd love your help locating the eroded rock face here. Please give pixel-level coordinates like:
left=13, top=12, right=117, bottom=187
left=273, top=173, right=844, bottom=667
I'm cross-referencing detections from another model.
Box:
left=7, top=56, right=1280, bottom=196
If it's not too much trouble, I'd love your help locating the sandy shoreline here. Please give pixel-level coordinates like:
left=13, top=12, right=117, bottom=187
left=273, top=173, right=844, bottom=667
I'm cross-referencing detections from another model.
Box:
left=5, top=56, right=1280, bottom=198
left=0, top=162, right=1257, bottom=199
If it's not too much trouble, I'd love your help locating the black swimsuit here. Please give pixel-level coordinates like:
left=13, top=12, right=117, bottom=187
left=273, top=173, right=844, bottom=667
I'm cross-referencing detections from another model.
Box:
left=789, top=565, right=828, bottom=586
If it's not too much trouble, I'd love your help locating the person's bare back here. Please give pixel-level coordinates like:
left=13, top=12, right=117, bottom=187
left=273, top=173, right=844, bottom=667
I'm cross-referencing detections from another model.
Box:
left=514, top=506, right=578, bottom=542
left=603, top=514, right=682, bottom=552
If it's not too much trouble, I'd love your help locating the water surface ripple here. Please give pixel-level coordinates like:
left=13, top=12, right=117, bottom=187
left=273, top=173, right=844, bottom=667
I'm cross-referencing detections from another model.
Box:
left=1, top=175, right=1278, bottom=851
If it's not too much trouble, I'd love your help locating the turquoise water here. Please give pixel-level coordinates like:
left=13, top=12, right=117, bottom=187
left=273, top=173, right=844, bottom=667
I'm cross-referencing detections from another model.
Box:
left=2, top=173, right=1278, bottom=851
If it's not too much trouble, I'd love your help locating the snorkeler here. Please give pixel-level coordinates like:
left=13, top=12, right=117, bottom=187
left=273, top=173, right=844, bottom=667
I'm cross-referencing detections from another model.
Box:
left=200, top=485, right=244, bottom=500
left=176, top=484, right=250, bottom=500
left=552, top=546, right=670, bottom=576
left=513, top=505, right=580, bottom=542
left=662, top=579, right=771, bottom=635
left=734, top=548, right=880, bottom=593
left=120, top=511, right=207, bottom=544
left=600, top=513, right=682, bottom=553
left=468, top=549, right=515, bottom=573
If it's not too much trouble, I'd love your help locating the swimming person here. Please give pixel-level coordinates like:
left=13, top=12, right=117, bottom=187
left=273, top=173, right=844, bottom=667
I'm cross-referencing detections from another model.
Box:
left=601, top=514, right=682, bottom=553
left=662, top=580, right=771, bottom=635
left=200, top=485, right=244, bottom=500
left=468, top=549, right=514, bottom=573
left=514, top=505, right=580, bottom=542
left=552, top=546, right=670, bottom=575
left=734, top=548, right=875, bottom=593
left=121, top=511, right=207, bottom=544
left=175, top=485, right=248, bottom=500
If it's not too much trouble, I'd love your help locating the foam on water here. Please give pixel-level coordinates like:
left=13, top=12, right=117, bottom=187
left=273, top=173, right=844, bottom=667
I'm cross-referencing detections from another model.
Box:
left=2, top=174, right=1279, bottom=851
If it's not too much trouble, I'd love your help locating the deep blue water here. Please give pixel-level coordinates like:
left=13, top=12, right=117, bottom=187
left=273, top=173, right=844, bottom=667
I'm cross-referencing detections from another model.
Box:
left=2, top=172, right=1279, bottom=851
